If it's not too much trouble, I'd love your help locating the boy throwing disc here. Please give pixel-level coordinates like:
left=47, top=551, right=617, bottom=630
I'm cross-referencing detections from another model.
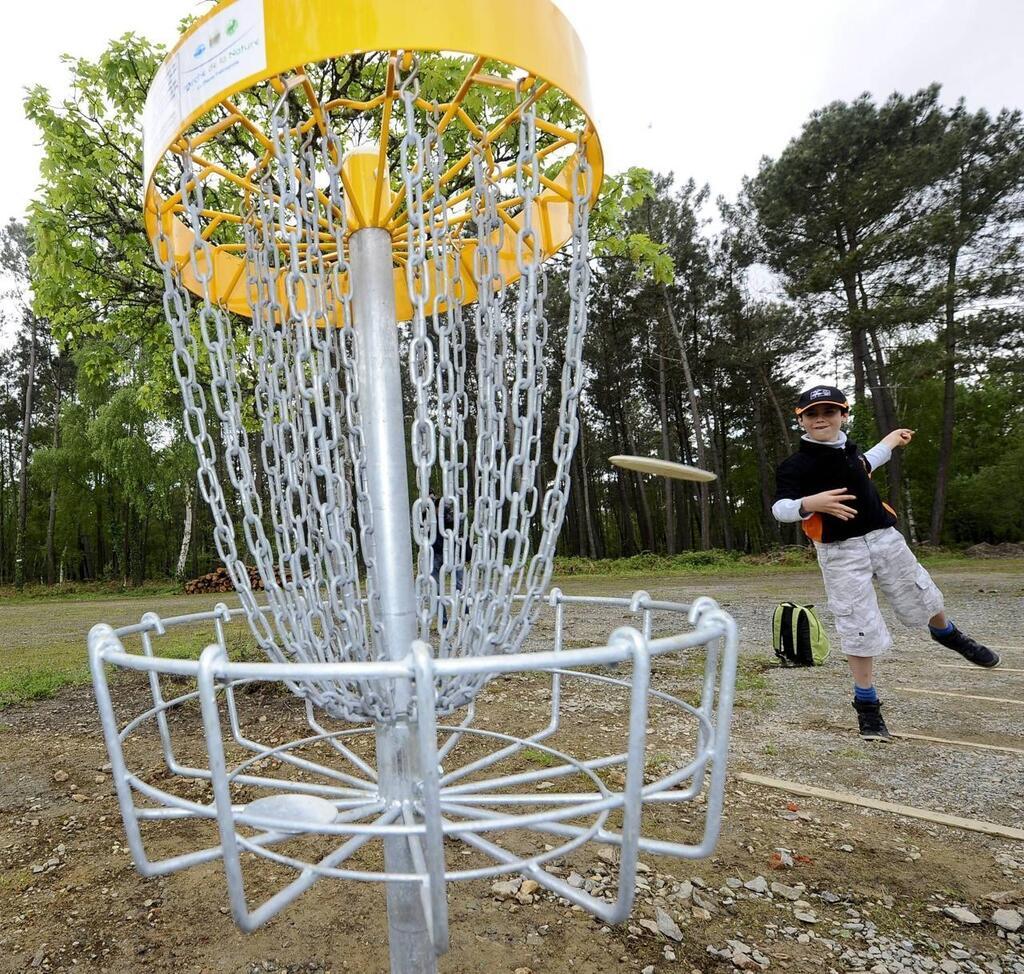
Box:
left=773, top=386, right=999, bottom=742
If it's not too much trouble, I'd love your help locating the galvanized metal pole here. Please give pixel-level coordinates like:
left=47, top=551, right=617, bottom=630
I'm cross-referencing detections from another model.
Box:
left=349, top=226, right=437, bottom=974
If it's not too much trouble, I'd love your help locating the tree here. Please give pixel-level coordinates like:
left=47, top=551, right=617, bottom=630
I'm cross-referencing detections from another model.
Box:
left=919, top=103, right=1024, bottom=542
left=16, top=24, right=1024, bottom=570
left=0, top=220, right=48, bottom=589
left=25, top=36, right=174, bottom=402
left=744, top=87, right=950, bottom=532
left=594, top=171, right=725, bottom=548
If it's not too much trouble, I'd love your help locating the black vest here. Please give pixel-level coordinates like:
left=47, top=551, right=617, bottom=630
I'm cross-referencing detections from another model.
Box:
left=774, top=438, right=897, bottom=543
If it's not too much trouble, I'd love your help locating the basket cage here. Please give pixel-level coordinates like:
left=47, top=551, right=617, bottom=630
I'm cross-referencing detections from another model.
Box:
left=89, top=590, right=738, bottom=933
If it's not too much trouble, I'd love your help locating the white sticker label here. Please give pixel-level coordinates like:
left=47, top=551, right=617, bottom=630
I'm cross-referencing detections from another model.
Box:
left=142, top=0, right=266, bottom=195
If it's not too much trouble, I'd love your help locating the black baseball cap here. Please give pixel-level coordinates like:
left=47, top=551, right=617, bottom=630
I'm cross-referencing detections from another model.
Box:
left=795, top=385, right=849, bottom=415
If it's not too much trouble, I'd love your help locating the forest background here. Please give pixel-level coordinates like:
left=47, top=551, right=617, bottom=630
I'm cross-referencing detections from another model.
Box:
left=2, top=32, right=1023, bottom=590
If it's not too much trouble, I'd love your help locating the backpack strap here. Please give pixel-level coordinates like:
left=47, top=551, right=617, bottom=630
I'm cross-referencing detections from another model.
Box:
left=794, top=606, right=814, bottom=665
left=778, top=603, right=796, bottom=663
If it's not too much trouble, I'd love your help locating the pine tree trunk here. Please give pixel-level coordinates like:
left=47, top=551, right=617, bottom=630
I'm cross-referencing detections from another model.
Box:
left=77, top=525, right=91, bottom=581
left=660, top=284, right=711, bottom=548
left=613, top=470, right=637, bottom=556
left=838, top=230, right=867, bottom=408
left=15, top=315, right=38, bottom=590
left=761, top=367, right=795, bottom=453
left=95, top=478, right=106, bottom=580
left=705, top=368, right=735, bottom=549
left=46, top=370, right=62, bottom=586
left=656, top=348, right=676, bottom=555
left=752, top=395, right=780, bottom=546
left=133, top=512, right=148, bottom=588
left=670, top=391, right=694, bottom=551
left=122, top=503, right=132, bottom=587
left=623, top=420, right=656, bottom=551
left=930, top=250, right=959, bottom=544
left=851, top=327, right=867, bottom=406
left=0, top=422, right=8, bottom=584
left=609, top=409, right=639, bottom=555
left=570, top=449, right=587, bottom=556
left=578, top=417, right=601, bottom=559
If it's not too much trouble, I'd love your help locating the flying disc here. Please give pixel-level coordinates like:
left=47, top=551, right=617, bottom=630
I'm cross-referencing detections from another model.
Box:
left=609, top=455, right=717, bottom=482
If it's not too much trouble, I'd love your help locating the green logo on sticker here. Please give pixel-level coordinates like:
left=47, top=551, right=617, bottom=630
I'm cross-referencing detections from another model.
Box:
left=227, top=18, right=239, bottom=36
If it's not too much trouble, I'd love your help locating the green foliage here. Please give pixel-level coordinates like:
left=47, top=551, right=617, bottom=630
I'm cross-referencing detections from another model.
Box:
left=0, top=579, right=183, bottom=604
left=733, top=657, right=774, bottom=695
left=743, top=85, right=1024, bottom=546
left=745, top=87, right=947, bottom=308
left=25, top=35, right=172, bottom=398
left=553, top=548, right=817, bottom=577
left=0, top=614, right=260, bottom=708
left=948, top=443, right=1024, bottom=541
left=7, top=27, right=1023, bottom=595
left=522, top=748, right=559, bottom=768
left=0, top=667, right=86, bottom=708
left=591, top=167, right=674, bottom=282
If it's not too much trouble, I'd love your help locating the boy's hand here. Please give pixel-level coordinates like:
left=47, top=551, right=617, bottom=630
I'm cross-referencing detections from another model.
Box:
left=883, top=428, right=914, bottom=449
left=802, top=488, right=857, bottom=521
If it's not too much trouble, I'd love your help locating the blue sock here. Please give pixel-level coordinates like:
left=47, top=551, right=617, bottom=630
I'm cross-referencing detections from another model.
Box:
left=854, top=684, right=878, bottom=704
left=929, top=620, right=955, bottom=636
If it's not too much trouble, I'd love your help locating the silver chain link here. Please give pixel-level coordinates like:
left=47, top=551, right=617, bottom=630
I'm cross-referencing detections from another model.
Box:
left=153, top=62, right=593, bottom=720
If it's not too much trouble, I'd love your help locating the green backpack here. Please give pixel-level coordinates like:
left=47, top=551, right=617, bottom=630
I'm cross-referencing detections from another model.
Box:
left=772, top=602, right=830, bottom=666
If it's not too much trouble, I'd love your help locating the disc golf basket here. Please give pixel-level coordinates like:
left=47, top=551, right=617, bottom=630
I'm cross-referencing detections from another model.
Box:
left=88, top=1, right=739, bottom=970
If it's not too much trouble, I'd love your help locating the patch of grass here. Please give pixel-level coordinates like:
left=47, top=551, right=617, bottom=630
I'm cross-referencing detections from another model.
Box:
left=551, top=549, right=1023, bottom=579
left=522, top=747, right=559, bottom=768
left=0, top=627, right=260, bottom=709
left=834, top=746, right=868, bottom=760
left=728, top=657, right=777, bottom=713
left=0, top=579, right=183, bottom=605
left=645, top=751, right=676, bottom=772
left=0, top=868, right=34, bottom=894
left=552, top=549, right=801, bottom=578
left=734, top=657, right=774, bottom=694
left=0, top=666, right=90, bottom=707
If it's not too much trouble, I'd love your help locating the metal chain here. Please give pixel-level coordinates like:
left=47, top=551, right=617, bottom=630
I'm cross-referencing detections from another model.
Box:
left=154, top=65, right=594, bottom=721
left=396, top=57, right=438, bottom=650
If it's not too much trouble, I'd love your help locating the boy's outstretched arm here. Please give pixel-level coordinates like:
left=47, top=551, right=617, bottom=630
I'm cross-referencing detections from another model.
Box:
left=882, top=428, right=914, bottom=448
left=863, top=428, right=914, bottom=472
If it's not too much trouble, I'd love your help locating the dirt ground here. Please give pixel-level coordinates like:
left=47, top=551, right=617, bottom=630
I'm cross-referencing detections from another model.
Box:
left=1, top=565, right=1022, bottom=974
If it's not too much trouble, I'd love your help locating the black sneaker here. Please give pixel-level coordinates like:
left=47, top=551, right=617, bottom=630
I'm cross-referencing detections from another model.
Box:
left=853, top=699, right=892, bottom=742
left=930, top=626, right=1000, bottom=668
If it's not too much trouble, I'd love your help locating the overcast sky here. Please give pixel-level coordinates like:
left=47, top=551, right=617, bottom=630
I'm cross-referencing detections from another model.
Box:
left=3, top=0, right=1024, bottom=374
left=3, top=0, right=1024, bottom=228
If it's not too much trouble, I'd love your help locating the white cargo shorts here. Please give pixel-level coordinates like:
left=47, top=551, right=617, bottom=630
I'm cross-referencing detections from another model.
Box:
left=814, top=527, right=944, bottom=657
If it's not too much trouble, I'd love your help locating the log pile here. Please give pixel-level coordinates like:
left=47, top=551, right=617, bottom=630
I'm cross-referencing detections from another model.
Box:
left=964, top=541, right=1024, bottom=558
left=184, top=565, right=265, bottom=594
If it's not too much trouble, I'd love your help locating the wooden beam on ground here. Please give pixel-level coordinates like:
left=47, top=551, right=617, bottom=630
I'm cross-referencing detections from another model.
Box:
left=935, top=663, right=1024, bottom=673
left=890, top=731, right=1024, bottom=755
left=895, top=687, right=1023, bottom=706
left=735, top=772, right=1024, bottom=842
left=818, top=722, right=1022, bottom=754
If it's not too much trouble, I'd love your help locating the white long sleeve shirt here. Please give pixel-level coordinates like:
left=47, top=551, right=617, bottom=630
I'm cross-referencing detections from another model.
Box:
left=771, top=432, right=892, bottom=523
